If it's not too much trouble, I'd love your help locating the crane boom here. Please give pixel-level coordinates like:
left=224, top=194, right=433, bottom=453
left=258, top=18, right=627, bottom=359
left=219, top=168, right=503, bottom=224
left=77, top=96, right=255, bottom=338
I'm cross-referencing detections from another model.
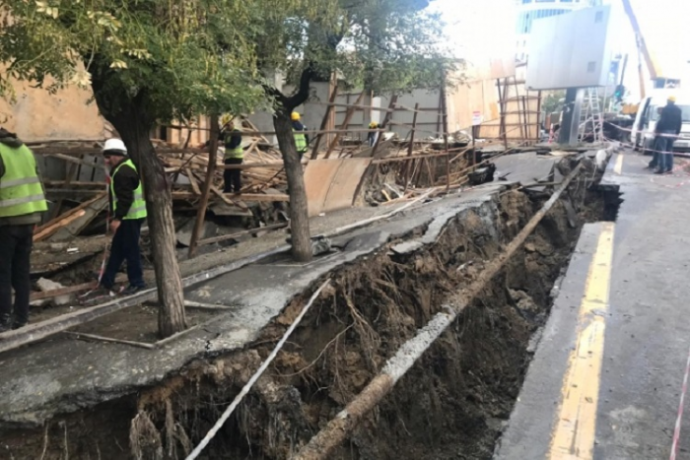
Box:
left=621, top=0, right=657, bottom=81
left=619, top=0, right=680, bottom=116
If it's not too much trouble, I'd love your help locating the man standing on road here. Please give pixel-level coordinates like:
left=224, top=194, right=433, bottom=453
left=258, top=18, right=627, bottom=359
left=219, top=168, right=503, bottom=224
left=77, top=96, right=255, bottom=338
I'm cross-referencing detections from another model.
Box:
left=651, top=96, right=682, bottom=174
left=0, top=128, right=47, bottom=331
left=90, top=139, right=147, bottom=299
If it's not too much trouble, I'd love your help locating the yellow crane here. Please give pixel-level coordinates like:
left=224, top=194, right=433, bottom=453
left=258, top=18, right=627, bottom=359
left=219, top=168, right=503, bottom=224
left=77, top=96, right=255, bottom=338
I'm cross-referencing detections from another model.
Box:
left=620, top=0, right=680, bottom=114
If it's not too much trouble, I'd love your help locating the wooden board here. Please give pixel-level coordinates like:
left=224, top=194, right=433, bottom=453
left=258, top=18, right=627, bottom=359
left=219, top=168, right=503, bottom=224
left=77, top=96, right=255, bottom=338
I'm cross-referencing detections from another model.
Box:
left=304, top=158, right=372, bottom=216
left=171, top=192, right=289, bottom=202
left=480, top=75, right=541, bottom=141
left=50, top=194, right=109, bottom=241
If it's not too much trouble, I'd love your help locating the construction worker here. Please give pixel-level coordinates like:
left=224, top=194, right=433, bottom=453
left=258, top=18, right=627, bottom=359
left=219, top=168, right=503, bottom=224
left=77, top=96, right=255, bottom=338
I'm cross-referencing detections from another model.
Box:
left=92, top=139, right=147, bottom=298
left=222, top=116, right=244, bottom=193
left=291, top=112, right=309, bottom=159
left=651, top=96, right=682, bottom=174
left=368, top=121, right=380, bottom=147
left=0, top=128, right=47, bottom=331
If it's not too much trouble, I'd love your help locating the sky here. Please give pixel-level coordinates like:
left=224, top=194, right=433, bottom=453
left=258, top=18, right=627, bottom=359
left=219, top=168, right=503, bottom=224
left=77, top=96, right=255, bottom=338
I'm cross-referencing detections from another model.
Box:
left=429, top=0, right=516, bottom=70
left=429, top=0, right=690, bottom=96
left=631, top=0, right=690, bottom=79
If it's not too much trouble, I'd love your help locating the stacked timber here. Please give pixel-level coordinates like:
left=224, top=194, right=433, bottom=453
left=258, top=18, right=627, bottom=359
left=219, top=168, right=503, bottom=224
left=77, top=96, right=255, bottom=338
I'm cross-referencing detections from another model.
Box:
left=161, top=119, right=287, bottom=196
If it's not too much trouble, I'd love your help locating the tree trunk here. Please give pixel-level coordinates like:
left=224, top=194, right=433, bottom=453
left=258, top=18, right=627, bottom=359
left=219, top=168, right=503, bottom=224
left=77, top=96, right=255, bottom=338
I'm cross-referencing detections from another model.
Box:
left=104, top=103, right=187, bottom=338
left=273, top=110, right=312, bottom=262
left=188, top=114, right=220, bottom=258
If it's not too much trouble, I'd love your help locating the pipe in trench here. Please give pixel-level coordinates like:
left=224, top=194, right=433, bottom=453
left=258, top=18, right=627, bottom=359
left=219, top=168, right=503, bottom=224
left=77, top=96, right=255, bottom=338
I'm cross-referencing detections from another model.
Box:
left=186, top=279, right=332, bottom=460
left=290, top=162, right=585, bottom=460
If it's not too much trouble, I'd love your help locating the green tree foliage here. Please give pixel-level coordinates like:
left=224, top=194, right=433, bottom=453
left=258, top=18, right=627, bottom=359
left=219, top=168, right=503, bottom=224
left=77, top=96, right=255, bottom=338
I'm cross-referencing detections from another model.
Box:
left=0, top=0, right=264, bottom=120
left=243, top=0, right=453, bottom=262
left=542, top=91, right=567, bottom=116
left=0, top=0, right=271, bottom=337
left=0, top=0, right=453, bottom=330
left=247, top=0, right=451, bottom=97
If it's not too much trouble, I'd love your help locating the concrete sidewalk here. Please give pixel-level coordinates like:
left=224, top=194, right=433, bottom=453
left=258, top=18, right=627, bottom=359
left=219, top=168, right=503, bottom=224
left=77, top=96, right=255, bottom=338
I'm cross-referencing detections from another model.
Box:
left=496, top=149, right=690, bottom=459
left=0, top=184, right=508, bottom=428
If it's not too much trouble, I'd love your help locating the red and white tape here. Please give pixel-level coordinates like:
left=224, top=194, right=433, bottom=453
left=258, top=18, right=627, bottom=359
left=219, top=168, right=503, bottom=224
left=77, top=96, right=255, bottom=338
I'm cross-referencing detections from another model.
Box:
left=670, top=346, right=690, bottom=460
left=605, top=123, right=688, bottom=156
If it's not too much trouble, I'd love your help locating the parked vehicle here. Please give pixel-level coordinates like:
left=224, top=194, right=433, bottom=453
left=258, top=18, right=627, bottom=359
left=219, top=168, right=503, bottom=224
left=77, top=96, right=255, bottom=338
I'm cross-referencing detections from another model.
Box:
left=631, top=92, right=690, bottom=155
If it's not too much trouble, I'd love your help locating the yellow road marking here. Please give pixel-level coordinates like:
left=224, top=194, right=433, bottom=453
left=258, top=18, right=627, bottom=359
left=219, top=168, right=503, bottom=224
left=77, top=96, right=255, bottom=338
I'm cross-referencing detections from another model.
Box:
left=549, top=222, right=615, bottom=460
left=614, top=153, right=624, bottom=175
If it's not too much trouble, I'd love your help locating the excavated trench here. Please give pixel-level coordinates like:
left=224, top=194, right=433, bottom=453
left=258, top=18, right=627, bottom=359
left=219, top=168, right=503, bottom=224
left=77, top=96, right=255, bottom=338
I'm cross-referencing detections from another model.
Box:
left=2, top=159, right=619, bottom=460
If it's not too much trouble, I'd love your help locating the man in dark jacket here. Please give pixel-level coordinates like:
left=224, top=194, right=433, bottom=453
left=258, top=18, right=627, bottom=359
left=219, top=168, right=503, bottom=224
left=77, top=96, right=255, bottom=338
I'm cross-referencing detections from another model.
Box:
left=0, top=128, right=47, bottom=331
left=651, top=96, right=683, bottom=174
left=87, top=138, right=147, bottom=300
left=222, top=121, right=244, bottom=193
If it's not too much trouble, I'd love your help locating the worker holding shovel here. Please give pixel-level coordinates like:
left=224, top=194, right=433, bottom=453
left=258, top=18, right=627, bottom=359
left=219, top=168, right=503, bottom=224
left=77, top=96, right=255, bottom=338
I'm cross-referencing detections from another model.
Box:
left=83, top=139, right=147, bottom=301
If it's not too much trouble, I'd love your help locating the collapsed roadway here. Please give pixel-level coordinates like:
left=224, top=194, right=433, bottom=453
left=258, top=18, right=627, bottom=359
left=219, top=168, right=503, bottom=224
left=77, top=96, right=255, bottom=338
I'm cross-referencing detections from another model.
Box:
left=1, top=146, right=634, bottom=460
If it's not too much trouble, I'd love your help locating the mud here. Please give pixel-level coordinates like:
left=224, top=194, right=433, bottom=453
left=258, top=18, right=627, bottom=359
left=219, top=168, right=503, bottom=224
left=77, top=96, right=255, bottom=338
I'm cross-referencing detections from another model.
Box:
left=1, top=160, right=608, bottom=460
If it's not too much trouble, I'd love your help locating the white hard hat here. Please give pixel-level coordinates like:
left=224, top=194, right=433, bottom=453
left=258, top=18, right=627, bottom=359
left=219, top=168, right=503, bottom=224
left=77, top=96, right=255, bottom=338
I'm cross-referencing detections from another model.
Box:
left=103, top=138, right=127, bottom=155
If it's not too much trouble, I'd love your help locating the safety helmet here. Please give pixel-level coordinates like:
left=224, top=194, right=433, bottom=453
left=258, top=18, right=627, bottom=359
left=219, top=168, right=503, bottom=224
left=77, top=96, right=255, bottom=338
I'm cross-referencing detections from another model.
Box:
left=291, top=112, right=301, bottom=121
left=668, top=95, right=677, bottom=103
left=221, top=114, right=233, bottom=126
left=369, top=122, right=378, bottom=129
left=102, top=138, right=127, bottom=155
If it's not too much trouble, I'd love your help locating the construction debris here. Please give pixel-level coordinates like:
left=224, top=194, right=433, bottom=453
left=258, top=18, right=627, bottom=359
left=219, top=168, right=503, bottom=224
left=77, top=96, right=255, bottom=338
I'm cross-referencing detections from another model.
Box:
left=35, top=278, right=73, bottom=306
left=22, top=90, right=542, bottom=341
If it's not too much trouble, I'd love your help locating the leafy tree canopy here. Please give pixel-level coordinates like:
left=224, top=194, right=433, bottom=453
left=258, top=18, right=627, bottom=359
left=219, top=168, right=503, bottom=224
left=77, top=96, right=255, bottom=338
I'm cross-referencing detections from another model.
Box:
left=0, top=0, right=452, bottom=120
left=249, top=0, right=452, bottom=106
left=0, top=0, right=265, bottom=123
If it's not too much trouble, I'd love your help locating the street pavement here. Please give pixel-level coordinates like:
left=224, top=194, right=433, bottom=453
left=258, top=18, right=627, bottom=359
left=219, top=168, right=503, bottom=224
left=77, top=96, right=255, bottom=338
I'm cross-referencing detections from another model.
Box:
left=495, top=149, right=690, bottom=459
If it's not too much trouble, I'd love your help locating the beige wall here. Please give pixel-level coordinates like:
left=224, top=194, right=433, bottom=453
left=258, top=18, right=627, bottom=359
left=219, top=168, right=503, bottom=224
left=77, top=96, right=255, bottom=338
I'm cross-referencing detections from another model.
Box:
left=0, top=76, right=105, bottom=142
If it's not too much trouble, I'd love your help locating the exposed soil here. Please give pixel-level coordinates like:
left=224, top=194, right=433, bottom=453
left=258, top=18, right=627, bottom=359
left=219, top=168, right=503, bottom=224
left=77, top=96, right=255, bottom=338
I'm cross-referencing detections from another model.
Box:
left=1, top=159, right=611, bottom=460
left=67, top=304, right=220, bottom=344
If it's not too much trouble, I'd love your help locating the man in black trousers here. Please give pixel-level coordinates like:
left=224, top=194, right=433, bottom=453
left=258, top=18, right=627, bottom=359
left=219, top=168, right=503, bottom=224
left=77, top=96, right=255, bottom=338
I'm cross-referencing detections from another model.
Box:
left=0, top=128, right=47, bottom=331
left=85, top=138, right=147, bottom=300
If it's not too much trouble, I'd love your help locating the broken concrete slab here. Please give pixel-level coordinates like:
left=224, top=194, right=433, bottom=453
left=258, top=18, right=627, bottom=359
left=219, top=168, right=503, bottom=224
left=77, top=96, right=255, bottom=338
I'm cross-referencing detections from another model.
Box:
left=492, top=153, right=558, bottom=189
left=0, top=186, right=507, bottom=428
left=391, top=183, right=506, bottom=256
left=391, top=241, right=424, bottom=255
left=176, top=219, right=219, bottom=247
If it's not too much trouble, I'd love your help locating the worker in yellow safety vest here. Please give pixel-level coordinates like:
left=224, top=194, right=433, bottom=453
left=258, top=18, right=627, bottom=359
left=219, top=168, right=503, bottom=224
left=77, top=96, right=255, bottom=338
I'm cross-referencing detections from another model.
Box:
left=368, top=121, right=380, bottom=147
left=221, top=116, right=244, bottom=193
left=87, top=138, right=148, bottom=300
left=291, top=112, right=309, bottom=159
left=0, top=128, right=47, bottom=331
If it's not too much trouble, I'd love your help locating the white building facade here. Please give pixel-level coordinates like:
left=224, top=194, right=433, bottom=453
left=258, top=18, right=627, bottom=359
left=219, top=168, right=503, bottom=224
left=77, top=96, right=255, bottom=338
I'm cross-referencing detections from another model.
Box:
left=516, top=0, right=603, bottom=62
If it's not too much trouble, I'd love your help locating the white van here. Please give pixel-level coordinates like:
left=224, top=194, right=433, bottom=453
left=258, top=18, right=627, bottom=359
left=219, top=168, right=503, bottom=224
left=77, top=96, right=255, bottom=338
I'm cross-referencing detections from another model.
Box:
left=632, top=91, right=690, bottom=155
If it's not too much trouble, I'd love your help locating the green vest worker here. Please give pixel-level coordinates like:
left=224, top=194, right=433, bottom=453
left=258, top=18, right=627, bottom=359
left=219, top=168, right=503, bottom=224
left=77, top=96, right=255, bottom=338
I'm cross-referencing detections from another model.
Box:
left=222, top=120, right=244, bottom=193
left=291, top=112, right=309, bottom=159
left=0, top=128, right=47, bottom=332
left=89, top=138, right=148, bottom=300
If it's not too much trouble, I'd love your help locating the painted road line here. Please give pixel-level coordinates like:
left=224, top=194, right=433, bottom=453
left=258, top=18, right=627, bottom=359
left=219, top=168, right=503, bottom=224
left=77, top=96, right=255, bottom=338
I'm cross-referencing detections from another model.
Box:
left=549, top=222, right=616, bottom=460
left=614, top=153, right=624, bottom=175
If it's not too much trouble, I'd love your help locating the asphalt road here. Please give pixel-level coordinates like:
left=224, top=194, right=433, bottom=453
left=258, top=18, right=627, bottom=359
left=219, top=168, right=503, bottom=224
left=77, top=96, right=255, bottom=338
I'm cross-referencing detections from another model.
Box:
left=496, top=149, right=690, bottom=460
